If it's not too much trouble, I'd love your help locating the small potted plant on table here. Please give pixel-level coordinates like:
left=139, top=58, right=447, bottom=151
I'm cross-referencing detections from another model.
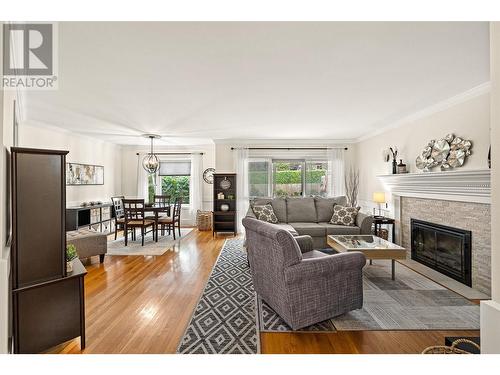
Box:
left=66, top=244, right=78, bottom=273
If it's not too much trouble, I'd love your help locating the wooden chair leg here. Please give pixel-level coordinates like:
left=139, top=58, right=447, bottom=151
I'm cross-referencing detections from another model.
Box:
left=141, top=227, right=145, bottom=246
left=173, top=223, right=176, bottom=240
left=99, top=254, right=105, bottom=263
left=114, top=225, right=118, bottom=240
left=125, top=227, right=128, bottom=246
left=178, top=221, right=181, bottom=237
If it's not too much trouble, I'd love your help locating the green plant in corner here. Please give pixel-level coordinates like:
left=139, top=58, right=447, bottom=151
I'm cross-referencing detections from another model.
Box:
left=66, top=244, right=78, bottom=262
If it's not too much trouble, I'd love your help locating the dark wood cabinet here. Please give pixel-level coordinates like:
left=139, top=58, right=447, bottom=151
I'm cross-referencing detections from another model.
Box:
left=12, top=260, right=86, bottom=353
left=213, top=173, right=237, bottom=236
left=11, top=148, right=67, bottom=288
left=11, top=147, right=87, bottom=353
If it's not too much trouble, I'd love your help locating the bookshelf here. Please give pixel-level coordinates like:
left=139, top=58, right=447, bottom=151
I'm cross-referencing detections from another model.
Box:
left=212, top=173, right=237, bottom=236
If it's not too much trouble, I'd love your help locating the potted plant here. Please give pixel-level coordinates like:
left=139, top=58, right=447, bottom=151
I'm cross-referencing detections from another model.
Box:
left=66, top=244, right=78, bottom=273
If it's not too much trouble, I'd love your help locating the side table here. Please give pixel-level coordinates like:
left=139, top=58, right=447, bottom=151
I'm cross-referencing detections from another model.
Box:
left=373, top=216, right=396, bottom=243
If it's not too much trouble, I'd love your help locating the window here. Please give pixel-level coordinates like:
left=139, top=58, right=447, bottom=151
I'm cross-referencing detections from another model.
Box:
left=248, top=159, right=329, bottom=198
left=248, top=160, right=270, bottom=198
left=147, top=160, right=191, bottom=204
left=305, top=161, right=328, bottom=197
left=273, top=160, right=304, bottom=198
left=160, top=175, right=190, bottom=204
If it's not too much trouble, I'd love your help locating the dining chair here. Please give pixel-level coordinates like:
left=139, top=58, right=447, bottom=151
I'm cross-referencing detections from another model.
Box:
left=154, top=195, right=171, bottom=236
left=111, top=195, right=125, bottom=240
left=154, top=195, right=171, bottom=215
left=122, top=198, right=156, bottom=246
left=158, top=196, right=182, bottom=239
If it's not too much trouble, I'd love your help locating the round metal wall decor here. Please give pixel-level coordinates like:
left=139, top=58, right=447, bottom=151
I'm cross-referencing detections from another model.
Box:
left=415, top=134, right=472, bottom=172
left=430, top=139, right=450, bottom=163
left=220, top=177, right=231, bottom=190
left=203, top=168, right=215, bottom=184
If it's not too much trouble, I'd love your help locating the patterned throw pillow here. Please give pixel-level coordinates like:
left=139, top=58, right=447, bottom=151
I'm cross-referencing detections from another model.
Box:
left=252, top=204, right=279, bottom=224
left=330, top=205, right=360, bottom=226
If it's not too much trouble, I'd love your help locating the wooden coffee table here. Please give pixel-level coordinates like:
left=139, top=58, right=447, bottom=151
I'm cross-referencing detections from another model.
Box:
left=327, top=235, right=406, bottom=280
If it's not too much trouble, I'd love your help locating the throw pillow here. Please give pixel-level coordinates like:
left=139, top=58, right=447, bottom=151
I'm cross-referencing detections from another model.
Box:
left=330, top=205, right=360, bottom=226
left=252, top=204, right=279, bottom=224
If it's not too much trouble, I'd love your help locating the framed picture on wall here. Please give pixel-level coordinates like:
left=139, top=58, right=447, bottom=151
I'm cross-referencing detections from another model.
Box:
left=66, top=163, right=104, bottom=185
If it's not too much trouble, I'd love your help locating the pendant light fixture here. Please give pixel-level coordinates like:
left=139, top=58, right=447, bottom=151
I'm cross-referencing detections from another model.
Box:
left=142, top=134, right=161, bottom=174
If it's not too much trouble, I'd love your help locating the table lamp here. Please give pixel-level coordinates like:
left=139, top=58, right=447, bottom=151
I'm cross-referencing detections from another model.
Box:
left=372, top=192, right=386, bottom=218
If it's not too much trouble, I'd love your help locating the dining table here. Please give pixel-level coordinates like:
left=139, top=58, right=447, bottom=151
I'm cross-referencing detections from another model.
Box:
left=144, top=203, right=171, bottom=241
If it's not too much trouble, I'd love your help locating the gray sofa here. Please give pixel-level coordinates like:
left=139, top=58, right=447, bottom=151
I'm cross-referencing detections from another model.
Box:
left=243, top=217, right=366, bottom=329
left=245, top=196, right=373, bottom=249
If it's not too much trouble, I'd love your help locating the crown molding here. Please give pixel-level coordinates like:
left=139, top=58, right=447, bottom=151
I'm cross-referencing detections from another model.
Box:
left=378, top=168, right=491, bottom=204
left=357, top=82, right=491, bottom=143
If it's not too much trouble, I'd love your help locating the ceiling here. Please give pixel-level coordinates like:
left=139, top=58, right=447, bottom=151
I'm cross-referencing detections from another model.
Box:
left=25, top=22, right=490, bottom=146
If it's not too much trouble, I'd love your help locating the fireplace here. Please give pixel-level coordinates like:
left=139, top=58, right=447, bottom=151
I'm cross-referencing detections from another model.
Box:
left=411, top=219, right=472, bottom=287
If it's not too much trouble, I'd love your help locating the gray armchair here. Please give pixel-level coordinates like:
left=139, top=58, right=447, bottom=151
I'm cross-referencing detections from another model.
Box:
left=243, top=217, right=366, bottom=330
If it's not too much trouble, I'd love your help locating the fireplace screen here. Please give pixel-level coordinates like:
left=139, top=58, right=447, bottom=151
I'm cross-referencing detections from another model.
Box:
left=411, top=219, right=471, bottom=287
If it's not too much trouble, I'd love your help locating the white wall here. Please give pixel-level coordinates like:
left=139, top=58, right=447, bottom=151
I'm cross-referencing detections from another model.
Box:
left=18, top=121, right=123, bottom=207
left=120, top=144, right=215, bottom=225
left=0, top=24, right=15, bottom=353
left=356, top=91, right=490, bottom=213
left=481, top=21, right=500, bottom=354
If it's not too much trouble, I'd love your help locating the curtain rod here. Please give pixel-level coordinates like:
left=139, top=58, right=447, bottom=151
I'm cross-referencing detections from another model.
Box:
left=230, top=147, right=348, bottom=151
left=136, top=152, right=204, bottom=156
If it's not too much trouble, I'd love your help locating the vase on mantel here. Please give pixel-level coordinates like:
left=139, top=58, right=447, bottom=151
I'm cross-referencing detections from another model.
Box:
left=392, top=159, right=397, bottom=174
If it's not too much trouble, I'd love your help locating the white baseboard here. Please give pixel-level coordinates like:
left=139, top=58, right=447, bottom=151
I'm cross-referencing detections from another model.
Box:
left=480, top=300, right=500, bottom=353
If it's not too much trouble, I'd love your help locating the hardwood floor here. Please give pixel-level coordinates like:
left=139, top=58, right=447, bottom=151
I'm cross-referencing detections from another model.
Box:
left=49, top=229, right=479, bottom=354
left=261, top=330, right=479, bottom=354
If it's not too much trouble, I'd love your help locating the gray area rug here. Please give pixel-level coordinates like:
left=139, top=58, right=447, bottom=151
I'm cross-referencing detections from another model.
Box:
left=177, top=239, right=258, bottom=354
left=258, top=259, right=480, bottom=331
left=107, top=228, right=193, bottom=256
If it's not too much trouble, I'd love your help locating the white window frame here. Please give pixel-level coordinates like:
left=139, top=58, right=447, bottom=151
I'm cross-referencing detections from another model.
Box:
left=248, top=157, right=328, bottom=198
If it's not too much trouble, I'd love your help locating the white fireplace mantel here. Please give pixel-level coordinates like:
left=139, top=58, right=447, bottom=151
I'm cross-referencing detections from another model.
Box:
left=377, top=169, right=491, bottom=204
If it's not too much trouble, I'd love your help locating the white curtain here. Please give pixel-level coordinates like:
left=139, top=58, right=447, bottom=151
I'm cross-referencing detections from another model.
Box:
left=234, top=148, right=249, bottom=233
left=189, top=153, right=203, bottom=217
left=136, top=153, right=149, bottom=199
left=327, top=148, right=345, bottom=197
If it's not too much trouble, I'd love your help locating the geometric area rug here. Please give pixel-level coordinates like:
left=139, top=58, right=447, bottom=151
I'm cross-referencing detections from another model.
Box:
left=177, top=239, right=258, bottom=354
left=258, top=259, right=480, bottom=332
left=177, top=238, right=479, bottom=353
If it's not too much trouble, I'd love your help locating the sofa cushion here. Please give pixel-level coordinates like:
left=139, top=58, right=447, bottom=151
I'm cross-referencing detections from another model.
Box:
left=314, top=196, right=348, bottom=222
left=318, top=223, right=361, bottom=235
left=286, top=198, right=317, bottom=223
left=289, top=222, right=327, bottom=237
left=330, top=205, right=360, bottom=226
left=251, top=198, right=287, bottom=223
left=252, top=204, right=279, bottom=224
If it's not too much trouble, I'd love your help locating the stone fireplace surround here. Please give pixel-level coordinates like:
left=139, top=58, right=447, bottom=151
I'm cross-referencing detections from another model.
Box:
left=400, top=197, right=490, bottom=295
left=378, top=169, right=491, bottom=296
